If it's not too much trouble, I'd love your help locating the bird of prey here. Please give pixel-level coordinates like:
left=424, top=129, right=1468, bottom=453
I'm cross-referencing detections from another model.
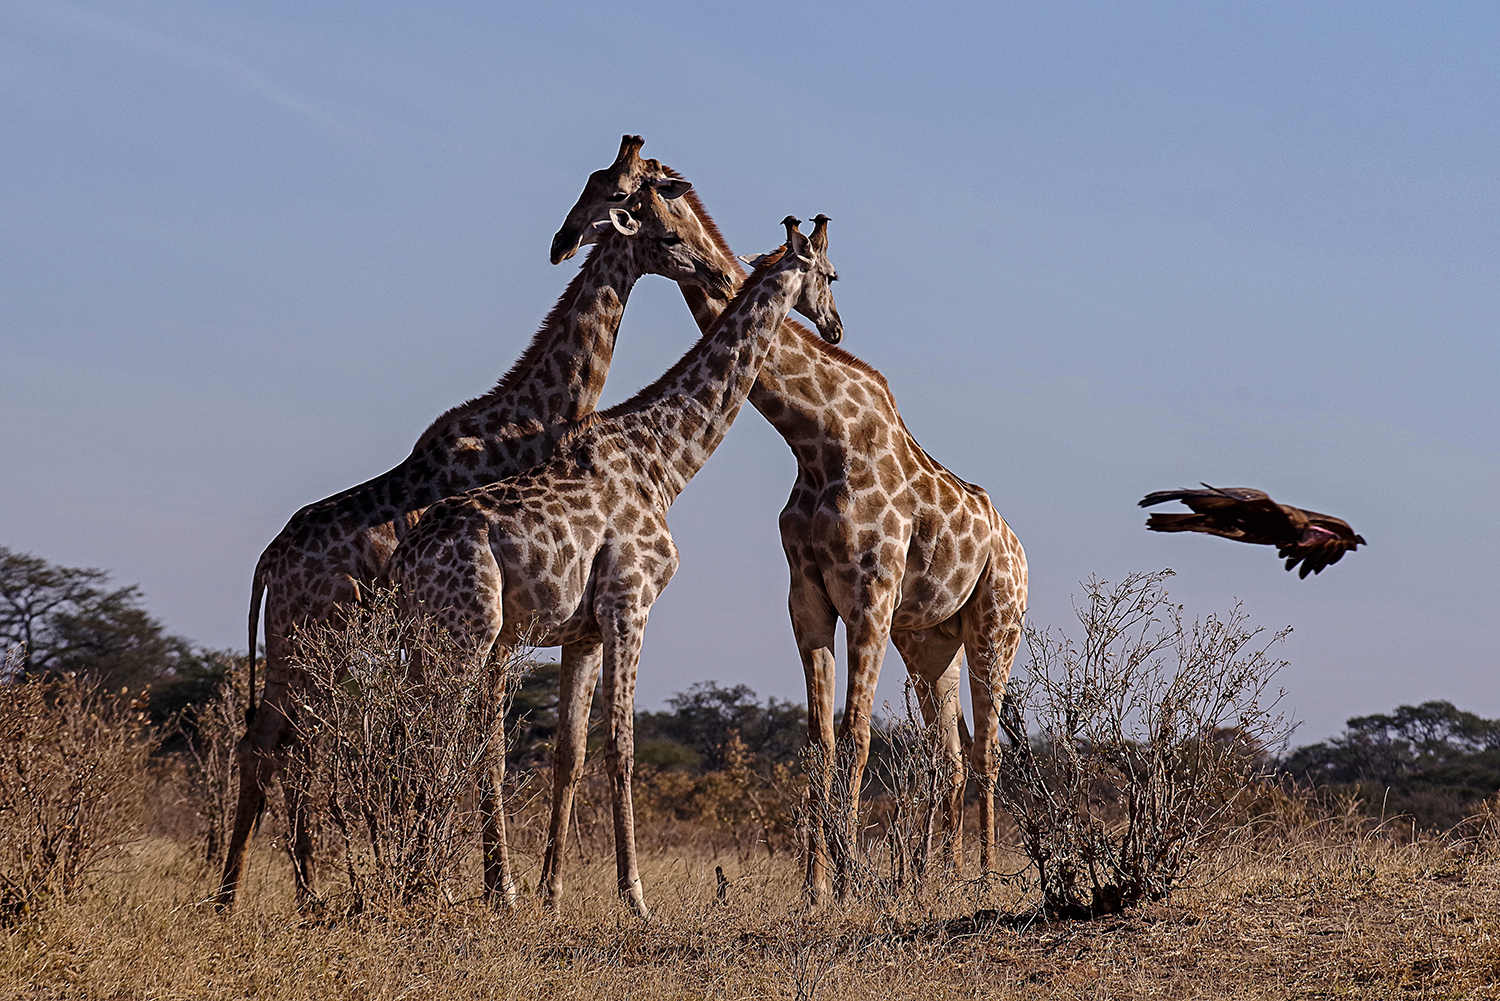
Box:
left=1138, top=484, right=1366, bottom=578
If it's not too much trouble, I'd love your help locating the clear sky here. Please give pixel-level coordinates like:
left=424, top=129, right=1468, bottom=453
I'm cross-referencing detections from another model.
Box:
left=2, top=1, right=1496, bottom=742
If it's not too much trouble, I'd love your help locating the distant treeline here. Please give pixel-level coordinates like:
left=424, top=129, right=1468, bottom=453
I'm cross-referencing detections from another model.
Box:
left=7, top=546, right=1497, bottom=829
left=1282, top=700, right=1500, bottom=829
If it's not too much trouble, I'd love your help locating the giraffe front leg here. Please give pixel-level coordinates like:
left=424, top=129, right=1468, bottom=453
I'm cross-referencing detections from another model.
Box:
left=540, top=640, right=603, bottom=907
left=961, top=561, right=1026, bottom=877
left=834, top=602, right=896, bottom=900
left=598, top=610, right=651, bottom=919
left=891, top=627, right=967, bottom=876
left=789, top=577, right=838, bottom=906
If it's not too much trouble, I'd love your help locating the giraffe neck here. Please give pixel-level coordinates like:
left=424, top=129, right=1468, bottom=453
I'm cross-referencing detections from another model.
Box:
left=657, top=181, right=916, bottom=486
left=412, top=236, right=640, bottom=453
left=676, top=251, right=899, bottom=475
left=594, top=257, right=807, bottom=505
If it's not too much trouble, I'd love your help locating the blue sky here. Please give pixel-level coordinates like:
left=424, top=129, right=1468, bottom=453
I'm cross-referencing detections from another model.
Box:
left=2, top=1, right=1496, bottom=741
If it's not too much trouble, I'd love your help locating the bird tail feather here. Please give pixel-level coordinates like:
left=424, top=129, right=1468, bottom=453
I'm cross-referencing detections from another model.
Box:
left=1145, top=513, right=1208, bottom=533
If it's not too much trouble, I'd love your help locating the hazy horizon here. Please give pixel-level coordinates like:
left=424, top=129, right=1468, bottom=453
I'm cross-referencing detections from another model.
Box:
left=3, top=1, right=1496, bottom=742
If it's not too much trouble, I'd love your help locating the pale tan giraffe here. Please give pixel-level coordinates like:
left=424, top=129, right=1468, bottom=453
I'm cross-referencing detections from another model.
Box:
left=215, top=145, right=734, bottom=910
left=388, top=216, right=842, bottom=918
left=553, top=146, right=1028, bottom=903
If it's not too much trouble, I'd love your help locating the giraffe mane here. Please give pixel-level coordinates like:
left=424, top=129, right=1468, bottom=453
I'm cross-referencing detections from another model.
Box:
left=663, top=167, right=736, bottom=275
left=411, top=243, right=605, bottom=451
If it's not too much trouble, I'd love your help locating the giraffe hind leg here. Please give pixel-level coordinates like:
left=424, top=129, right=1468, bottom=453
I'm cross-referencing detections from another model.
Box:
left=217, top=627, right=298, bottom=911
left=541, top=640, right=604, bottom=907
left=788, top=572, right=838, bottom=906
left=467, top=613, right=511, bottom=907
left=891, top=626, right=967, bottom=877
left=960, top=559, right=1026, bottom=877
left=833, top=598, right=898, bottom=900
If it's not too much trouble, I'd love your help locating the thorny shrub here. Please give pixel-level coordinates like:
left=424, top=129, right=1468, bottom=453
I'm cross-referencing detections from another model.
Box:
left=0, top=654, right=157, bottom=923
left=282, top=591, right=523, bottom=916
left=627, top=731, right=802, bottom=861
left=794, top=689, right=961, bottom=903
left=869, top=687, right=957, bottom=893
left=996, top=570, right=1290, bottom=918
left=178, top=656, right=248, bottom=869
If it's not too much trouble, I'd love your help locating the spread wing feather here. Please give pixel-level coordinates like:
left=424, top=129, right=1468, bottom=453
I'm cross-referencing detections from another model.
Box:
left=1139, top=484, right=1365, bottom=578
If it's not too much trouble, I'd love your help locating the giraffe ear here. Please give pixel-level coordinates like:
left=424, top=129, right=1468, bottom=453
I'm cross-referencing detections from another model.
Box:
left=653, top=178, right=693, bottom=200
left=738, top=253, right=769, bottom=267
left=608, top=208, right=641, bottom=236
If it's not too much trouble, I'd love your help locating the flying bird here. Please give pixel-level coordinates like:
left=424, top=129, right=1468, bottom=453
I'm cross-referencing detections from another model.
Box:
left=1138, top=484, right=1366, bottom=578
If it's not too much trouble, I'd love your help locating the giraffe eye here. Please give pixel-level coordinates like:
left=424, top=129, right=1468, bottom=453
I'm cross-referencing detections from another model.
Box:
left=607, top=192, right=628, bottom=202
left=657, top=235, right=683, bottom=246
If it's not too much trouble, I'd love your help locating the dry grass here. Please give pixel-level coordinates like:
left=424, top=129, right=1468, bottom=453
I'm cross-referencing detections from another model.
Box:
left=0, top=675, right=155, bottom=923
left=7, top=600, right=1498, bottom=999
left=4, top=813, right=1499, bottom=1000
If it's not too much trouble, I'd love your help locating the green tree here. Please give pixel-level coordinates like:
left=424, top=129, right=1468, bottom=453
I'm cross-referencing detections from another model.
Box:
left=635, top=681, right=806, bottom=773
left=505, top=659, right=562, bottom=767
left=1283, top=700, right=1500, bottom=785
left=0, top=546, right=194, bottom=692
left=1282, top=700, right=1500, bottom=829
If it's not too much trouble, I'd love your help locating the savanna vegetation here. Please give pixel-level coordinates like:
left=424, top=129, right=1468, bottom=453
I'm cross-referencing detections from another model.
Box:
left=3, top=548, right=1499, bottom=999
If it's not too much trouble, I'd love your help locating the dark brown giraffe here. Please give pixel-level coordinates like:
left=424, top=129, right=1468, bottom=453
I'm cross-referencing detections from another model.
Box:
left=215, top=143, right=733, bottom=910
left=552, top=143, right=1027, bottom=903
left=388, top=215, right=842, bottom=918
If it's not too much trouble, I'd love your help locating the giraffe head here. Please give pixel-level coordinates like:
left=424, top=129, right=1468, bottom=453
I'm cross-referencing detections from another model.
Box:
left=798, top=214, right=842, bottom=343
left=601, top=184, right=735, bottom=298
left=550, top=134, right=686, bottom=265
left=760, top=215, right=843, bottom=344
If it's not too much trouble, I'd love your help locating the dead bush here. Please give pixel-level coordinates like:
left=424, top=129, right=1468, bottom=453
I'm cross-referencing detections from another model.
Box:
left=793, top=688, right=961, bottom=903
left=631, top=731, right=803, bottom=862
left=0, top=660, right=157, bottom=922
left=689, top=731, right=802, bottom=858
left=868, top=687, right=955, bottom=894
left=282, top=591, right=523, bottom=915
left=178, top=656, right=248, bottom=869
left=996, top=569, right=1289, bottom=918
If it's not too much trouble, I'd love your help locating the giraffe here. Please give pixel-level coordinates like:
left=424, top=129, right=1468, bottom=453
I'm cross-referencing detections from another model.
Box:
left=215, top=141, right=734, bottom=910
left=387, top=215, right=842, bottom=918
left=552, top=145, right=1028, bottom=903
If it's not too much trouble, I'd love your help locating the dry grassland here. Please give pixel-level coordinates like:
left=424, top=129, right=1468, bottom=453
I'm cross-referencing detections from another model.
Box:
left=5, top=824, right=1499, bottom=1000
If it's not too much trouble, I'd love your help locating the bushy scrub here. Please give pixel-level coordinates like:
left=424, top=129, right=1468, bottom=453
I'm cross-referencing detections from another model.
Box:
left=282, top=591, right=522, bottom=915
left=0, top=660, right=157, bottom=922
left=996, top=570, right=1289, bottom=918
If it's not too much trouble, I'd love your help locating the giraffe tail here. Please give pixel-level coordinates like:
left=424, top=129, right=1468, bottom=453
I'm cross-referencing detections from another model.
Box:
left=246, top=557, right=267, bottom=725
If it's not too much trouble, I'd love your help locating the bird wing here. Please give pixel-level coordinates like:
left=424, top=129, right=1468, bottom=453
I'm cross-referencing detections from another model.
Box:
left=1140, top=485, right=1290, bottom=544
left=1141, top=485, right=1365, bottom=578
left=1278, top=512, right=1366, bottom=577
left=1139, top=485, right=1271, bottom=509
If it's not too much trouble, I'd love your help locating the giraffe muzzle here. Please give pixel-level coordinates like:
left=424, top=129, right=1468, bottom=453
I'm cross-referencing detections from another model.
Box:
left=550, top=228, right=583, bottom=265
left=697, top=263, right=735, bottom=300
